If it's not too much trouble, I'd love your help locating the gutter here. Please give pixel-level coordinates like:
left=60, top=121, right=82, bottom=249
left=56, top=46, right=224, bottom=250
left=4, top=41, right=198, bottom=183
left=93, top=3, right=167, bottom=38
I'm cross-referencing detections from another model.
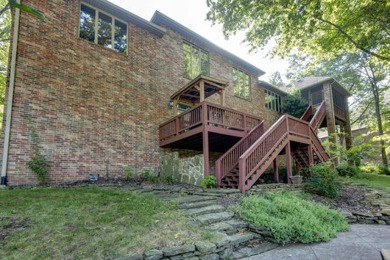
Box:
left=1, top=2, right=21, bottom=185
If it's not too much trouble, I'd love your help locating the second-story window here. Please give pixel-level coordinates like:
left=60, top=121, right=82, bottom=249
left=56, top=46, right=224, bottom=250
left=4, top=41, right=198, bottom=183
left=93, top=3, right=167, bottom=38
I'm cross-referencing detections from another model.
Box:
left=80, top=3, right=127, bottom=53
left=265, top=89, right=283, bottom=113
left=183, top=42, right=209, bottom=79
left=233, top=68, right=251, bottom=100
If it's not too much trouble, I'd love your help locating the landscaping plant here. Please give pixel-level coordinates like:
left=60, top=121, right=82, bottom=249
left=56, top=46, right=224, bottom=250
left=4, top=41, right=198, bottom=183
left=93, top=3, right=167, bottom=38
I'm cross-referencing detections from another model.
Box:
left=200, top=176, right=217, bottom=189
left=304, top=162, right=339, bottom=198
left=336, top=163, right=360, bottom=177
left=233, top=191, right=349, bottom=244
left=27, top=128, right=49, bottom=184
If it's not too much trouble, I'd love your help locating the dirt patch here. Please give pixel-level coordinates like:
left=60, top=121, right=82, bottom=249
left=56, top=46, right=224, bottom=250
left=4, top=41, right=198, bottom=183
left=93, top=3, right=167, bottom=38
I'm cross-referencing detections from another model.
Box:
left=0, top=217, right=31, bottom=241
left=307, top=185, right=380, bottom=214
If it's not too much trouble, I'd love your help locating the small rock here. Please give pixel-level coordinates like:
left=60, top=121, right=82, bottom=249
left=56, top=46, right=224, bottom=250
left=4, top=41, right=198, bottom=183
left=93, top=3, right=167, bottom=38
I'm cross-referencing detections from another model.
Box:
left=199, top=254, right=219, bottom=260
left=381, top=249, right=390, bottom=260
left=195, top=241, right=216, bottom=254
left=376, top=220, right=386, bottom=225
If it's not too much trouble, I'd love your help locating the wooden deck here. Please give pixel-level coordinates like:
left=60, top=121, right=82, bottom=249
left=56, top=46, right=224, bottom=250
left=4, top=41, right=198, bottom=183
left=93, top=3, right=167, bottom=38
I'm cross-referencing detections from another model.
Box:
left=159, top=102, right=262, bottom=152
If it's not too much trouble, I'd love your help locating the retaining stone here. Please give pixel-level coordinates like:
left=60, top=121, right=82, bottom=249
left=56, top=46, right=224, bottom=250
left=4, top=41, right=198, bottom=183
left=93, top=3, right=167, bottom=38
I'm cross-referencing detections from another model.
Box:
left=232, top=242, right=279, bottom=258
left=207, top=222, right=234, bottom=233
left=163, top=244, right=195, bottom=257
left=228, top=233, right=255, bottom=246
left=199, top=254, right=219, bottom=260
left=144, top=249, right=163, bottom=260
left=225, top=219, right=249, bottom=229
left=195, top=241, right=216, bottom=254
left=179, top=201, right=217, bottom=210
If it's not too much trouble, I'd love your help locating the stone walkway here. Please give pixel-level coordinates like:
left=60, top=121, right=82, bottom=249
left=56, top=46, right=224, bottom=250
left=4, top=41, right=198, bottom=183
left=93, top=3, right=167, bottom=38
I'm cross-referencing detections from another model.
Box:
left=243, top=224, right=390, bottom=260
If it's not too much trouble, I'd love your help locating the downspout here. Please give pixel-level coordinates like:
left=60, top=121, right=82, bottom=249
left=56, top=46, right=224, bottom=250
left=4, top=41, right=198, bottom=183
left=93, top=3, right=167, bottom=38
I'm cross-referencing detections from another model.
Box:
left=1, top=3, right=21, bottom=185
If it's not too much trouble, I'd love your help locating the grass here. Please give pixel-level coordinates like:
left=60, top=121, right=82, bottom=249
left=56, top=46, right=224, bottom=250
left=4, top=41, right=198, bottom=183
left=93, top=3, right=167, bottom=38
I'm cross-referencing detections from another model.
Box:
left=0, top=186, right=212, bottom=259
left=233, top=191, right=349, bottom=244
left=340, top=173, right=390, bottom=192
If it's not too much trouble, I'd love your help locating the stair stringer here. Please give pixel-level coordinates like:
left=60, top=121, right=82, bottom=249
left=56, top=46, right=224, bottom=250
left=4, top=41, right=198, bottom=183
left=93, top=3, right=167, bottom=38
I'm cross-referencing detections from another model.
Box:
left=242, top=135, right=289, bottom=191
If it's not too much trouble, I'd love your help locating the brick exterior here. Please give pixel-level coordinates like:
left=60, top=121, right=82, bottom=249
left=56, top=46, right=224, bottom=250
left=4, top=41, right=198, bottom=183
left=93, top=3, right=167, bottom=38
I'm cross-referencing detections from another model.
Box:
left=2, top=0, right=280, bottom=185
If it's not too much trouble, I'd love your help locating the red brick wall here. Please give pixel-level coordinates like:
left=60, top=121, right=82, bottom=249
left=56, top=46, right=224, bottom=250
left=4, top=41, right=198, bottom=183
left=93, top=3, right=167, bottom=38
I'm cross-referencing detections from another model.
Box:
left=3, top=0, right=280, bottom=185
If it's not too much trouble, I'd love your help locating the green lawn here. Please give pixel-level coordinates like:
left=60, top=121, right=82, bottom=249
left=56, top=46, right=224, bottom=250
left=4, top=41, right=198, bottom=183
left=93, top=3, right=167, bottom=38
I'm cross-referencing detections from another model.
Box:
left=0, top=187, right=211, bottom=259
left=340, top=173, right=390, bottom=192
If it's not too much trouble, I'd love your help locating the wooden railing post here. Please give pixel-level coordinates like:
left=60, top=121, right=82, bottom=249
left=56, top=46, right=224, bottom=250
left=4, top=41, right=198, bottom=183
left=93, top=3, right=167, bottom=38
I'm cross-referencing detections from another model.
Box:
left=243, top=115, right=247, bottom=133
left=286, top=142, right=292, bottom=184
left=238, top=158, right=245, bottom=192
left=175, top=117, right=179, bottom=136
left=216, top=161, right=221, bottom=188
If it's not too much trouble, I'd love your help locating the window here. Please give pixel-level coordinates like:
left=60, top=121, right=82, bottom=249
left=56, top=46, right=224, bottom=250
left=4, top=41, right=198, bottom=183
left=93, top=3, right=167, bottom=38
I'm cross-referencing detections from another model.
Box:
left=233, top=68, right=251, bottom=100
left=265, top=89, right=283, bottom=113
left=183, top=42, right=209, bottom=79
left=80, top=3, right=127, bottom=53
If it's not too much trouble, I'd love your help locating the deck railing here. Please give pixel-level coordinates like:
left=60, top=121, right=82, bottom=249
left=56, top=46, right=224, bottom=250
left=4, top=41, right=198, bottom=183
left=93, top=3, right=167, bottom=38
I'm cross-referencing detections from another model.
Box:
left=300, top=104, right=313, bottom=122
left=334, top=105, right=347, bottom=121
left=159, top=102, right=262, bottom=144
left=215, top=120, right=265, bottom=187
left=310, top=127, right=330, bottom=162
left=310, top=101, right=326, bottom=131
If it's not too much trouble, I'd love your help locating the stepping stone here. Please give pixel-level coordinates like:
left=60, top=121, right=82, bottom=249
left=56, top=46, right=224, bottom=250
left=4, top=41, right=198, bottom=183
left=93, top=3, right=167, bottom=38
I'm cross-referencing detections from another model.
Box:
left=195, top=212, right=234, bottom=225
left=184, top=205, right=225, bottom=217
left=179, top=200, right=218, bottom=209
left=207, top=222, right=234, bottom=233
left=225, top=219, right=249, bottom=229
left=232, top=242, right=279, bottom=258
left=175, top=196, right=217, bottom=204
left=227, top=232, right=255, bottom=246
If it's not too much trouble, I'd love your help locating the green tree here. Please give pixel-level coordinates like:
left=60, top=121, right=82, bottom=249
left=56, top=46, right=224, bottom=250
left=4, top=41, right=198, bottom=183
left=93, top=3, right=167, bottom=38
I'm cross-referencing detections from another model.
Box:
left=286, top=52, right=389, bottom=167
left=282, top=87, right=308, bottom=118
left=206, top=0, right=390, bottom=62
left=268, top=71, right=285, bottom=89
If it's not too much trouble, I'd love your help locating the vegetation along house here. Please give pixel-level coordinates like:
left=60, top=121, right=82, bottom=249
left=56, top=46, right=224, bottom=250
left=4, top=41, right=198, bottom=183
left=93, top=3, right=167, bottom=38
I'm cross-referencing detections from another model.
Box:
left=0, top=0, right=352, bottom=191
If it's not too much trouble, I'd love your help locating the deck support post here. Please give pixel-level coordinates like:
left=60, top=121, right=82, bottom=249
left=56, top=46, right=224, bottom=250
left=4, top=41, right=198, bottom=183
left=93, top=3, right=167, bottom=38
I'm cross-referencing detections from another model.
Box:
left=200, top=80, right=205, bottom=102
left=203, top=130, right=209, bottom=177
left=295, top=161, right=301, bottom=176
left=286, top=142, right=292, bottom=184
left=273, top=159, right=279, bottom=183
left=308, top=145, right=314, bottom=165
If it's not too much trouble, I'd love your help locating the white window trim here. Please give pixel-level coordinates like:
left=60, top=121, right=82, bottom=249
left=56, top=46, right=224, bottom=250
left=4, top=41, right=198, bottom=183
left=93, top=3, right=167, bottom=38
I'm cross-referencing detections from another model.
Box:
left=80, top=2, right=128, bottom=54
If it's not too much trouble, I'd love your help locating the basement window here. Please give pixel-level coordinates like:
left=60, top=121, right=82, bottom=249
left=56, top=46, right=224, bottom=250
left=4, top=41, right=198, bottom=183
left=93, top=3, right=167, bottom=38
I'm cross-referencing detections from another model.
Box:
left=80, top=3, right=128, bottom=53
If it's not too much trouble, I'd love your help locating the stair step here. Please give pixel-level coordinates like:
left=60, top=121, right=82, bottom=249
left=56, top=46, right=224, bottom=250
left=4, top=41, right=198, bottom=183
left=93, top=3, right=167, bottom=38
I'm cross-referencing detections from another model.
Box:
left=207, top=221, right=234, bottom=233
left=215, top=232, right=255, bottom=248
left=225, top=219, right=249, bottom=229
left=178, top=200, right=217, bottom=209
left=174, top=196, right=217, bottom=204
left=183, top=205, right=225, bottom=217
left=232, top=242, right=279, bottom=259
left=195, top=212, right=234, bottom=225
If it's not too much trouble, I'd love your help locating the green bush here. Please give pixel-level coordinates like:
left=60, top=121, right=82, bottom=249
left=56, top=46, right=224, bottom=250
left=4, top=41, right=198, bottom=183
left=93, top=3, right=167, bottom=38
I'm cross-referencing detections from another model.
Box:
left=233, top=191, right=349, bottom=244
left=124, top=166, right=133, bottom=181
left=164, top=175, right=179, bottom=184
left=27, top=153, right=49, bottom=184
left=304, top=163, right=339, bottom=198
left=140, top=169, right=158, bottom=183
left=200, top=176, right=217, bottom=189
left=336, top=163, right=360, bottom=177
left=360, top=164, right=390, bottom=176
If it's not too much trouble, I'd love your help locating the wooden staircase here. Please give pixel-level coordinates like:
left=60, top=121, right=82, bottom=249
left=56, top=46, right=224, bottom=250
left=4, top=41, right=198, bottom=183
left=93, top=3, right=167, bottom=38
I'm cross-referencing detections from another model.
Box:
left=216, top=101, right=329, bottom=192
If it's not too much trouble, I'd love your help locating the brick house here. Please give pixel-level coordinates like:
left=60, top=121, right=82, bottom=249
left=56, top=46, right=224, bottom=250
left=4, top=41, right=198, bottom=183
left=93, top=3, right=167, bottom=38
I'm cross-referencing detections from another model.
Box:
left=1, top=0, right=349, bottom=191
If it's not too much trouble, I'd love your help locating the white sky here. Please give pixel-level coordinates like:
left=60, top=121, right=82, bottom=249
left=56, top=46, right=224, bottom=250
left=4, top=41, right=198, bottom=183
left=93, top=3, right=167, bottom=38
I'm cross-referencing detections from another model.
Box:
left=108, top=0, right=289, bottom=81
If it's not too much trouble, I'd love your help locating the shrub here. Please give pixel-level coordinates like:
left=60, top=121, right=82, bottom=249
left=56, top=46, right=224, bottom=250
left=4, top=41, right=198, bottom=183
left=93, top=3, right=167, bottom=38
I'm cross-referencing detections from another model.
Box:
left=140, top=169, right=158, bottom=183
left=27, top=153, right=49, bottom=184
left=164, top=175, right=179, bottom=184
left=360, top=164, right=390, bottom=176
left=282, top=87, right=308, bottom=118
left=124, top=166, right=133, bottom=181
left=200, top=176, right=217, bottom=189
left=336, top=163, right=360, bottom=177
left=304, top=163, right=339, bottom=198
left=233, top=191, right=349, bottom=244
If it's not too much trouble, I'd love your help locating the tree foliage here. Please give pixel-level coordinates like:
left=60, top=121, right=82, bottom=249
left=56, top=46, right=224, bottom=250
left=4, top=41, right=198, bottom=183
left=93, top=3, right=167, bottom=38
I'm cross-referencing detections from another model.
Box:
left=206, top=0, right=390, bottom=62
left=282, top=87, right=308, bottom=118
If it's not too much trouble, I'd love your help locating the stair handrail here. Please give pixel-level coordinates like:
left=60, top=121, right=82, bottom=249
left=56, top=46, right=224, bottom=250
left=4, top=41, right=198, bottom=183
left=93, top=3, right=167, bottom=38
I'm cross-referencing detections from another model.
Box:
left=238, top=116, right=290, bottom=190
left=216, top=120, right=265, bottom=187
left=310, top=101, right=326, bottom=131
left=309, top=127, right=330, bottom=161
left=300, top=104, right=313, bottom=121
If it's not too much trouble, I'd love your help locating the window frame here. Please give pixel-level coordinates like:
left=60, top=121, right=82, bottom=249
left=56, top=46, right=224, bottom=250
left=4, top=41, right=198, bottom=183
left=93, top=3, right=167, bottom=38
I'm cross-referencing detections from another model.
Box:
left=79, top=2, right=128, bottom=54
left=233, top=68, right=251, bottom=100
left=182, top=41, right=210, bottom=79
